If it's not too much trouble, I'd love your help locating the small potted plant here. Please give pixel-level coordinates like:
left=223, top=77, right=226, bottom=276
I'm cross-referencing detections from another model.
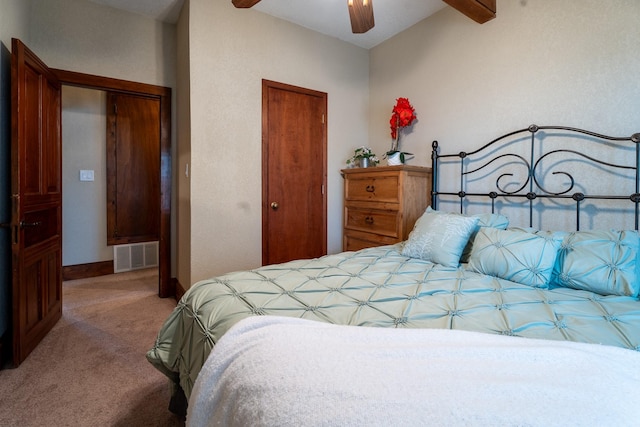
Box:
left=346, top=146, right=379, bottom=168
left=386, top=97, right=417, bottom=165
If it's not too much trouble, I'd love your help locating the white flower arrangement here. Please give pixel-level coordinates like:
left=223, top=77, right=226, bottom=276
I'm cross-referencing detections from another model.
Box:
left=346, top=146, right=379, bottom=167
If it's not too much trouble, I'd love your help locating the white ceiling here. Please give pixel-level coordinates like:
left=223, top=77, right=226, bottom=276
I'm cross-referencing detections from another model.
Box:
left=86, top=0, right=447, bottom=49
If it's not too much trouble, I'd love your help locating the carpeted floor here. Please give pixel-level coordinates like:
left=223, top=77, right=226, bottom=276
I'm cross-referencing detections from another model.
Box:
left=0, top=269, right=184, bottom=426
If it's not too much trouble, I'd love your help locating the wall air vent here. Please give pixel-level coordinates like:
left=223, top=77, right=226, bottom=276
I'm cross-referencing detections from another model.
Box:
left=113, top=241, right=159, bottom=273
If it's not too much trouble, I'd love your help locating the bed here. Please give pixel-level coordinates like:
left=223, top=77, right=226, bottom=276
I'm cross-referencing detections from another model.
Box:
left=147, top=125, right=640, bottom=425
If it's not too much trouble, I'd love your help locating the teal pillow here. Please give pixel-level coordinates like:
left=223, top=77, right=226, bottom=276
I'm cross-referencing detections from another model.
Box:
left=461, top=212, right=509, bottom=263
left=424, top=207, right=509, bottom=263
left=553, top=230, right=640, bottom=297
left=402, top=209, right=479, bottom=267
left=468, top=227, right=561, bottom=288
left=471, top=212, right=510, bottom=229
left=508, top=227, right=569, bottom=249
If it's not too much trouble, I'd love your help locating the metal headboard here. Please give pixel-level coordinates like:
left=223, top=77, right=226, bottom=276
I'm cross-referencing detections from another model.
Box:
left=431, top=125, right=640, bottom=231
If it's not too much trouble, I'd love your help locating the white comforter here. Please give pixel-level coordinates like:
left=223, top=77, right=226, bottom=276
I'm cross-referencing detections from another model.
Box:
left=187, top=316, right=640, bottom=427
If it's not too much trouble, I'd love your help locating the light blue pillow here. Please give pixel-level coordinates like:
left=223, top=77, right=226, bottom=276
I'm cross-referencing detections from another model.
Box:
left=553, top=230, right=640, bottom=297
left=468, top=227, right=561, bottom=288
left=508, top=227, right=569, bottom=249
left=462, top=212, right=510, bottom=263
left=470, top=212, right=510, bottom=229
left=424, top=207, right=509, bottom=263
left=402, top=209, right=479, bottom=267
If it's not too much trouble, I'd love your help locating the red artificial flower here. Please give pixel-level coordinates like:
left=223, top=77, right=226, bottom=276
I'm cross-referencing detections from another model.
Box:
left=390, top=97, right=417, bottom=140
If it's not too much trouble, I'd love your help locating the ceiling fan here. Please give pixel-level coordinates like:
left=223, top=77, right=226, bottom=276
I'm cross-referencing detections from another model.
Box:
left=232, top=0, right=375, bottom=34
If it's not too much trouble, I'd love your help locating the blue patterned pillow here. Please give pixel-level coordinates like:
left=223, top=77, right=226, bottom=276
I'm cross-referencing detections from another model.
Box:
left=468, top=227, right=561, bottom=288
left=402, top=209, right=479, bottom=267
left=423, top=207, right=509, bottom=263
left=553, top=230, right=640, bottom=297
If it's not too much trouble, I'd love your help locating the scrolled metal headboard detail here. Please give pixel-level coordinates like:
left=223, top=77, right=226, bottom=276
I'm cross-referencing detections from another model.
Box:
left=431, top=125, right=640, bottom=230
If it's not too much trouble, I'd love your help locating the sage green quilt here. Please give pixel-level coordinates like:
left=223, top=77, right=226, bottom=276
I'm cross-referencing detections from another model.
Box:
left=146, top=244, right=640, bottom=399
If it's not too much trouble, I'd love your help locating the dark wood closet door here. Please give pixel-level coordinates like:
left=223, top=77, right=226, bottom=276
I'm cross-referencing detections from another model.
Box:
left=106, top=92, right=160, bottom=245
left=262, top=80, right=327, bottom=265
left=10, top=38, right=62, bottom=366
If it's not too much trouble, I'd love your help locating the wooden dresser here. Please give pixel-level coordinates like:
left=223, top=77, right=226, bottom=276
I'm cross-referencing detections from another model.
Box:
left=341, top=165, right=432, bottom=251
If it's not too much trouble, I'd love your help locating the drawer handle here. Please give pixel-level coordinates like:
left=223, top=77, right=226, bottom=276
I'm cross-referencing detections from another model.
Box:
left=364, top=216, right=374, bottom=225
left=365, top=185, right=375, bottom=193
left=20, top=221, right=43, bottom=228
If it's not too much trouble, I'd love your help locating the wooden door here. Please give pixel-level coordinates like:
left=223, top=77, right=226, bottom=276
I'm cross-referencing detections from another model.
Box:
left=10, top=38, right=62, bottom=366
left=262, top=80, right=327, bottom=265
left=106, top=92, right=160, bottom=245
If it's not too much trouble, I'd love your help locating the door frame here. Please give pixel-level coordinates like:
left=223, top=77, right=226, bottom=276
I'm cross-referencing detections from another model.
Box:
left=52, top=69, right=173, bottom=298
left=261, top=79, right=327, bottom=265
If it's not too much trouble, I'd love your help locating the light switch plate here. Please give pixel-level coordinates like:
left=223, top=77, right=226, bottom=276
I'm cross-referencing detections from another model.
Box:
left=80, top=170, right=95, bottom=182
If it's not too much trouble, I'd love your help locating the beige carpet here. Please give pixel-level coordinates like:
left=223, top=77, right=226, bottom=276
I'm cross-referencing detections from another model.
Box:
left=0, top=269, right=184, bottom=426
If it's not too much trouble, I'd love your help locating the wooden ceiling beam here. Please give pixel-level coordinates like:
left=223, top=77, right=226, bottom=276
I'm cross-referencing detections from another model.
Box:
left=443, top=0, right=496, bottom=24
left=232, top=0, right=262, bottom=8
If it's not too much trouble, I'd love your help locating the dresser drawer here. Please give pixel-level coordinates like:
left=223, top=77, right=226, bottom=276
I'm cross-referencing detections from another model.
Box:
left=344, top=206, right=399, bottom=238
left=343, top=231, right=397, bottom=252
left=345, top=175, right=399, bottom=203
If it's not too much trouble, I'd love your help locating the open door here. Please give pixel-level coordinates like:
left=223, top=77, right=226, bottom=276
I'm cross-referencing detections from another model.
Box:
left=10, top=38, right=62, bottom=366
left=106, top=92, right=161, bottom=246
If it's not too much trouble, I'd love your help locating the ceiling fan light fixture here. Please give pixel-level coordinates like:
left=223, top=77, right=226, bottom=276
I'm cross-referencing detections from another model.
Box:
left=348, top=0, right=375, bottom=34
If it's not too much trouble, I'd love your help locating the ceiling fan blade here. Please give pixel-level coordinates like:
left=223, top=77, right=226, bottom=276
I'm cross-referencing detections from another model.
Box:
left=347, top=0, right=375, bottom=34
left=232, top=0, right=261, bottom=8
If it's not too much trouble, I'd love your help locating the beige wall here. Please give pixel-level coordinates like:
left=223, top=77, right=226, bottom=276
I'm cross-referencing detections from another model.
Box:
left=186, top=0, right=370, bottom=283
left=29, top=0, right=176, bottom=86
left=61, top=86, right=110, bottom=266
left=1, top=0, right=31, bottom=47
left=370, top=0, right=640, bottom=229
left=370, top=0, right=640, bottom=168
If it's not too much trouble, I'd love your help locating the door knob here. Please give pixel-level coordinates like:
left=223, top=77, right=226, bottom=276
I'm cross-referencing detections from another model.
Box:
left=270, top=202, right=279, bottom=210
